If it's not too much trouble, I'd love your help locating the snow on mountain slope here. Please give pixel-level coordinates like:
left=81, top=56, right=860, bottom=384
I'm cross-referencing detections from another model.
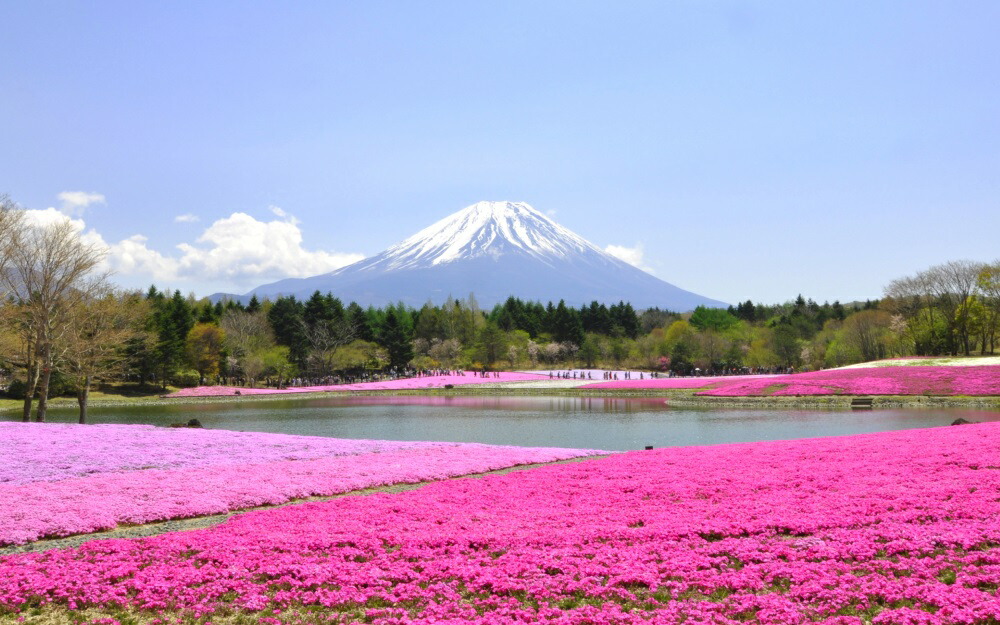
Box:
left=341, top=201, right=607, bottom=273
left=237, top=201, right=727, bottom=310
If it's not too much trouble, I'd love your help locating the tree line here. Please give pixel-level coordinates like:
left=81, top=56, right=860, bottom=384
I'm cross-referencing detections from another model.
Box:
left=883, top=260, right=1000, bottom=357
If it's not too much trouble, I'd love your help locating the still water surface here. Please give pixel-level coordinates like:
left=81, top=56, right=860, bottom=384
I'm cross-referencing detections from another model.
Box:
left=13, top=396, right=1000, bottom=451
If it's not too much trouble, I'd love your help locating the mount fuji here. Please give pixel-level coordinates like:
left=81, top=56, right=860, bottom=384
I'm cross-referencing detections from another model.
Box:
left=234, top=201, right=727, bottom=311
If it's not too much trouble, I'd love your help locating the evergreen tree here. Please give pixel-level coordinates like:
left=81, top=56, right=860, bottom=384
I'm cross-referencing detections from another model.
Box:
left=552, top=300, right=584, bottom=345
left=196, top=302, right=217, bottom=324
left=380, top=308, right=413, bottom=368
left=734, top=300, right=756, bottom=322
left=267, top=296, right=308, bottom=366
left=581, top=301, right=612, bottom=335
left=153, top=290, right=195, bottom=389
left=609, top=301, right=640, bottom=338
left=831, top=300, right=846, bottom=321
left=348, top=302, right=373, bottom=341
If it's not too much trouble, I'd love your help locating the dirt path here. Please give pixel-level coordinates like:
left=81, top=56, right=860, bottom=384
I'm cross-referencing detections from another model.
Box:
left=0, top=456, right=604, bottom=556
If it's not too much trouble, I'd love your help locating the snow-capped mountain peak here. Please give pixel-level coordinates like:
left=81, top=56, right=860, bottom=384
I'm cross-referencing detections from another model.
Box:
left=239, top=200, right=727, bottom=311
left=349, top=201, right=607, bottom=272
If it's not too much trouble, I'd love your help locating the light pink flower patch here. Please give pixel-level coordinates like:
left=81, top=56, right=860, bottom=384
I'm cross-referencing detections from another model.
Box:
left=0, top=422, right=449, bottom=485
left=0, top=423, right=602, bottom=545
left=2, top=424, right=1000, bottom=623
left=0, top=444, right=600, bottom=545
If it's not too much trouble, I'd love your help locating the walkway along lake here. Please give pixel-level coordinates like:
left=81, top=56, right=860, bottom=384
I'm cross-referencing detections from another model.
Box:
left=6, top=395, right=1000, bottom=451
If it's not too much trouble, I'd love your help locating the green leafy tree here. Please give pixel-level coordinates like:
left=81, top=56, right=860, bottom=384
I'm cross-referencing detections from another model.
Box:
left=578, top=333, right=601, bottom=368
left=260, top=345, right=296, bottom=387
left=689, top=306, right=739, bottom=333
left=186, top=322, right=226, bottom=384
left=771, top=323, right=801, bottom=367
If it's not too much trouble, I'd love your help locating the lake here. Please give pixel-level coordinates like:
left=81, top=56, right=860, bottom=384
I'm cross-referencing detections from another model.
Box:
left=7, top=395, right=1000, bottom=451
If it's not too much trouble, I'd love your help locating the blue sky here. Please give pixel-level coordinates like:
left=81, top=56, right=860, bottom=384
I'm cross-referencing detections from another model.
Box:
left=2, top=1, right=997, bottom=304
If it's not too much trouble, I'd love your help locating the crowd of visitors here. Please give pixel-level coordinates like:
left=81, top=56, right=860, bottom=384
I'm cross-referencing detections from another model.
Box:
left=224, top=365, right=793, bottom=390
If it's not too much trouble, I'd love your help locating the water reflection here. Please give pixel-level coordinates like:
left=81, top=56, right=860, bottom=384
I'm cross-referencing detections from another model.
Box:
left=288, top=395, right=671, bottom=413
left=5, top=396, right=998, bottom=451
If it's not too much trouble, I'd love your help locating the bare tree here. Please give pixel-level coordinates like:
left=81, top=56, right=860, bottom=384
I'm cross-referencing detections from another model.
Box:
left=220, top=309, right=274, bottom=386
left=886, top=261, right=986, bottom=356
left=0, top=217, right=106, bottom=421
left=0, top=195, right=25, bottom=280
left=429, top=338, right=462, bottom=368
left=883, top=273, right=937, bottom=354
left=302, top=317, right=356, bottom=377
left=927, top=261, right=985, bottom=355
left=0, top=198, right=27, bottom=385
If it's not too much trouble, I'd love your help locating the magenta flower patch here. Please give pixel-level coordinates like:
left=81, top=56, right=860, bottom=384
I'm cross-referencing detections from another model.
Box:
left=2, top=424, right=1000, bottom=623
left=696, top=365, right=1000, bottom=396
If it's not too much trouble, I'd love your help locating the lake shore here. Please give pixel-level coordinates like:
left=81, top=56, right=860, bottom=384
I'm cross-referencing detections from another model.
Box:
left=4, top=384, right=1000, bottom=414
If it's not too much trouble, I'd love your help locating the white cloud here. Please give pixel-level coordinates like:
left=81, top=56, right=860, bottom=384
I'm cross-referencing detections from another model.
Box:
left=107, top=235, right=179, bottom=281
left=269, top=205, right=298, bottom=224
left=104, top=209, right=364, bottom=292
left=57, top=191, right=105, bottom=216
left=174, top=213, right=200, bottom=223
left=605, top=243, right=654, bottom=274
left=22, top=207, right=87, bottom=232
left=168, top=211, right=363, bottom=284
left=21, top=195, right=364, bottom=294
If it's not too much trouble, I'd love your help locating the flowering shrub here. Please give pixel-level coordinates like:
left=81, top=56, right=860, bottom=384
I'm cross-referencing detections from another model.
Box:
left=0, top=423, right=602, bottom=545
left=3, top=424, right=1000, bottom=623
left=167, top=372, right=549, bottom=398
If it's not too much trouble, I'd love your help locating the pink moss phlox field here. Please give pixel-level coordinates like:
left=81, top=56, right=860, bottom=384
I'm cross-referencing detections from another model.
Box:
left=167, top=372, right=549, bottom=398
left=0, top=444, right=599, bottom=546
left=0, top=423, right=451, bottom=485
left=0, top=423, right=602, bottom=545
left=696, top=365, right=1000, bottom=396
left=4, top=425, right=1000, bottom=623
left=582, top=375, right=768, bottom=390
